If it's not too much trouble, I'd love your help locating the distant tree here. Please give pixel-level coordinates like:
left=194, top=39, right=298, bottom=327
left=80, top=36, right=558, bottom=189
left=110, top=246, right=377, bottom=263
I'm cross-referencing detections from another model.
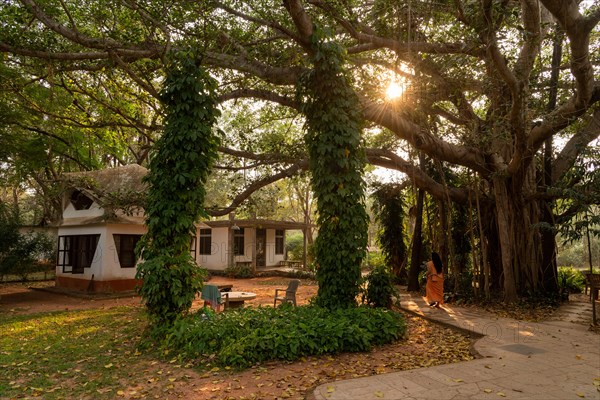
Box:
left=0, top=203, right=54, bottom=279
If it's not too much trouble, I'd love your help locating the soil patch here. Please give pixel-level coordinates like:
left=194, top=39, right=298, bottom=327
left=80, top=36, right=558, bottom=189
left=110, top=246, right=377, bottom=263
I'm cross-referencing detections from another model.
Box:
left=1, top=277, right=477, bottom=399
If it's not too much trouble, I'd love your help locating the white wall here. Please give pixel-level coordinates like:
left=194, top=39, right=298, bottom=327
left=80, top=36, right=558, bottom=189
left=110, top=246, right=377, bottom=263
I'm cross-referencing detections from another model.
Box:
left=103, top=224, right=147, bottom=280
left=56, top=223, right=146, bottom=282
left=194, top=227, right=286, bottom=270
left=57, top=221, right=289, bottom=276
left=195, top=226, right=231, bottom=270
left=62, top=201, right=104, bottom=220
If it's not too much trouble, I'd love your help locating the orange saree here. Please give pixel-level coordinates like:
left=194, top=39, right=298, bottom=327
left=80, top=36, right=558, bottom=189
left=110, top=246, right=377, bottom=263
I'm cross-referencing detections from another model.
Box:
left=425, top=260, right=444, bottom=304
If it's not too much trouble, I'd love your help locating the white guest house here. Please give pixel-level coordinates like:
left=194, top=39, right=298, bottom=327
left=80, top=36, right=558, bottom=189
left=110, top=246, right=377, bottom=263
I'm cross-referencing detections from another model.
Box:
left=56, top=164, right=309, bottom=293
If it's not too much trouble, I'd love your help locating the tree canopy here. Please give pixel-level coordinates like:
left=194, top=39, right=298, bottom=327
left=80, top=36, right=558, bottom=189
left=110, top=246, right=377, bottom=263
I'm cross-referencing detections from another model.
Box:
left=1, top=0, right=599, bottom=302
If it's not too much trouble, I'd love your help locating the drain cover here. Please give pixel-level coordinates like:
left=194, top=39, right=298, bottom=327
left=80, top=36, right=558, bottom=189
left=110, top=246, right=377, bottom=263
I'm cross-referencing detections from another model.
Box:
left=499, top=344, right=545, bottom=355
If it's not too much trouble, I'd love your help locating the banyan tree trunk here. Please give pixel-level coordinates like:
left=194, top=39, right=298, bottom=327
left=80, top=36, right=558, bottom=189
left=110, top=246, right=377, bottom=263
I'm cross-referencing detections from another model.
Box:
left=492, top=177, right=519, bottom=303
left=491, top=169, right=551, bottom=302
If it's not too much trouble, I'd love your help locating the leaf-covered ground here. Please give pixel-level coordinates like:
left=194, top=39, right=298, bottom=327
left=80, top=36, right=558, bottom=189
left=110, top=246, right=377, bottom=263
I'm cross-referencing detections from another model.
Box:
left=0, top=278, right=477, bottom=399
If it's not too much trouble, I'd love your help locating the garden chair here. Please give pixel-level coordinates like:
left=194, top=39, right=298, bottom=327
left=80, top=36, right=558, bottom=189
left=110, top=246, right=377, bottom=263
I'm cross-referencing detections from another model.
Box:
left=201, top=284, right=229, bottom=311
left=274, top=279, right=300, bottom=307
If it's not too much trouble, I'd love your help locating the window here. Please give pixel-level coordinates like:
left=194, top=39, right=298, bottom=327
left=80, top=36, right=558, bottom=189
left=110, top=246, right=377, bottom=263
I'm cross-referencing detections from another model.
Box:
left=234, top=228, right=245, bottom=256
left=70, top=190, right=94, bottom=210
left=113, top=234, right=142, bottom=268
left=275, top=229, right=284, bottom=255
left=57, top=234, right=100, bottom=274
left=190, top=236, right=197, bottom=260
left=199, top=229, right=212, bottom=255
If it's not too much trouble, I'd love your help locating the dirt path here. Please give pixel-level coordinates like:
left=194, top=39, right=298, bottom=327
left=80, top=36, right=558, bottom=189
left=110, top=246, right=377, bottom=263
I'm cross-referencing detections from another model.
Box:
left=0, top=276, right=316, bottom=316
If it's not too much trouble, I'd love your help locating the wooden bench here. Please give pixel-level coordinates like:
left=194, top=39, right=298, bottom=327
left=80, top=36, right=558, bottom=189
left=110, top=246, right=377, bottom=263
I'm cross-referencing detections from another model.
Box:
left=279, top=260, right=303, bottom=268
left=235, top=261, right=252, bottom=268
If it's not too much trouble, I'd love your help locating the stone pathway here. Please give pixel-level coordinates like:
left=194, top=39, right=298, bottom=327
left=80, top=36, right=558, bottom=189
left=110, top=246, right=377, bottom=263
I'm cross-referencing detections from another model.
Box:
left=313, top=294, right=600, bottom=399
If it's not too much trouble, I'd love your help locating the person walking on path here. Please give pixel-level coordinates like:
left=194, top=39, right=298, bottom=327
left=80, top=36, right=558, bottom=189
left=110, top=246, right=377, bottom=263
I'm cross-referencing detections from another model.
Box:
left=426, top=252, right=444, bottom=307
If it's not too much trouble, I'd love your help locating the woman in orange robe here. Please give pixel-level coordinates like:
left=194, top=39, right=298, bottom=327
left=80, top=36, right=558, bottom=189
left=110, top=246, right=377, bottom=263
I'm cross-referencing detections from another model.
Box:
left=426, top=252, right=444, bottom=307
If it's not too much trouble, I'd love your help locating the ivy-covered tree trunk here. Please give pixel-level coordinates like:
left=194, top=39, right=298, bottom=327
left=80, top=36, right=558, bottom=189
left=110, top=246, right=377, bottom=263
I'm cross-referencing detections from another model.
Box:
left=299, top=36, right=369, bottom=309
left=136, top=57, right=220, bottom=324
left=371, top=184, right=407, bottom=282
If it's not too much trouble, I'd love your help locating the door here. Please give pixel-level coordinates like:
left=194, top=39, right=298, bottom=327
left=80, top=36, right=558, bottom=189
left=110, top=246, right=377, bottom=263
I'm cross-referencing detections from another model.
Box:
left=256, top=228, right=266, bottom=267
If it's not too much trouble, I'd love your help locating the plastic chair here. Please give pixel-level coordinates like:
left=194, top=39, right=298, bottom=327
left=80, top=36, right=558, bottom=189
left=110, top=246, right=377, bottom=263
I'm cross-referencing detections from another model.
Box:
left=274, top=279, right=300, bottom=306
left=201, top=284, right=229, bottom=311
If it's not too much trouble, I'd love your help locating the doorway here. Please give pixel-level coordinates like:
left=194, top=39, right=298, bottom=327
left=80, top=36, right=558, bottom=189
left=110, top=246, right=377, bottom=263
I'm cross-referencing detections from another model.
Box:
left=256, top=228, right=266, bottom=267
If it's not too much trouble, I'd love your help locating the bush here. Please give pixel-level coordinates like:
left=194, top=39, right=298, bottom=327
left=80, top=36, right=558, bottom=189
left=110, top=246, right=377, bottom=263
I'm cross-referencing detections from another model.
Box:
left=362, top=251, right=386, bottom=270
left=160, top=305, right=406, bottom=369
left=444, top=271, right=475, bottom=304
left=361, top=266, right=397, bottom=308
left=136, top=254, right=206, bottom=324
left=557, top=266, right=585, bottom=294
left=0, top=223, right=55, bottom=280
left=224, top=263, right=254, bottom=278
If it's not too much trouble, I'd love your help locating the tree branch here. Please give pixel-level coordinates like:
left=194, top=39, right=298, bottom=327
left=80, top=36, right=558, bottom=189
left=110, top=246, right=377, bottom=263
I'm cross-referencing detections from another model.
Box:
left=206, top=160, right=309, bottom=216
left=282, top=0, right=314, bottom=48
left=204, top=52, right=303, bottom=85
left=362, top=100, right=490, bottom=176
left=20, top=0, right=162, bottom=57
left=540, top=0, right=597, bottom=106
left=366, top=148, right=471, bottom=204
left=552, top=108, right=600, bottom=183
left=0, top=41, right=110, bottom=60
left=218, top=89, right=298, bottom=109
left=529, top=84, right=600, bottom=150
left=109, top=51, right=160, bottom=99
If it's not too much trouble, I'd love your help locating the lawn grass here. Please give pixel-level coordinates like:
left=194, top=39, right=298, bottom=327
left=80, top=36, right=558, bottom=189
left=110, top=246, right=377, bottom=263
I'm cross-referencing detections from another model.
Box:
left=0, top=301, right=478, bottom=399
left=0, top=306, right=155, bottom=399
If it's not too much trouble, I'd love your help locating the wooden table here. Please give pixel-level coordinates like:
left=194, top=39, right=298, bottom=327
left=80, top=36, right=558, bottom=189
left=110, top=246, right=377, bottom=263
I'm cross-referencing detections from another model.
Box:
left=223, top=291, right=257, bottom=309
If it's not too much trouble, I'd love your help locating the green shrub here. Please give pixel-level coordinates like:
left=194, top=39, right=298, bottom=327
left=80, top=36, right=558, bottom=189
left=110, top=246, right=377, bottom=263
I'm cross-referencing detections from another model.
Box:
left=286, top=232, right=304, bottom=261
left=362, top=251, right=386, bottom=270
left=361, top=266, right=397, bottom=308
left=444, top=271, right=475, bottom=304
left=161, top=305, right=406, bottom=369
left=0, top=222, right=55, bottom=280
left=224, top=264, right=254, bottom=278
left=557, top=266, right=585, bottom=294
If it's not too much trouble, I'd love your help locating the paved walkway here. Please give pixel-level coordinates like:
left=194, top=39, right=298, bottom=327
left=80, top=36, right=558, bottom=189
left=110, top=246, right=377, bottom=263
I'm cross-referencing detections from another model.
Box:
left=313, top=294, right=600, bottom=399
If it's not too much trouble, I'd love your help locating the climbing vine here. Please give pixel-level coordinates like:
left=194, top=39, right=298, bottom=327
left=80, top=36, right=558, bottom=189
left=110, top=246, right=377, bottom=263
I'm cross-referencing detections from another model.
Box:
left=371, top=183, right=408, bottom=282
left=136, top=56, right=221, bottom=324
left=298, top=33, right=369, bottom=309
